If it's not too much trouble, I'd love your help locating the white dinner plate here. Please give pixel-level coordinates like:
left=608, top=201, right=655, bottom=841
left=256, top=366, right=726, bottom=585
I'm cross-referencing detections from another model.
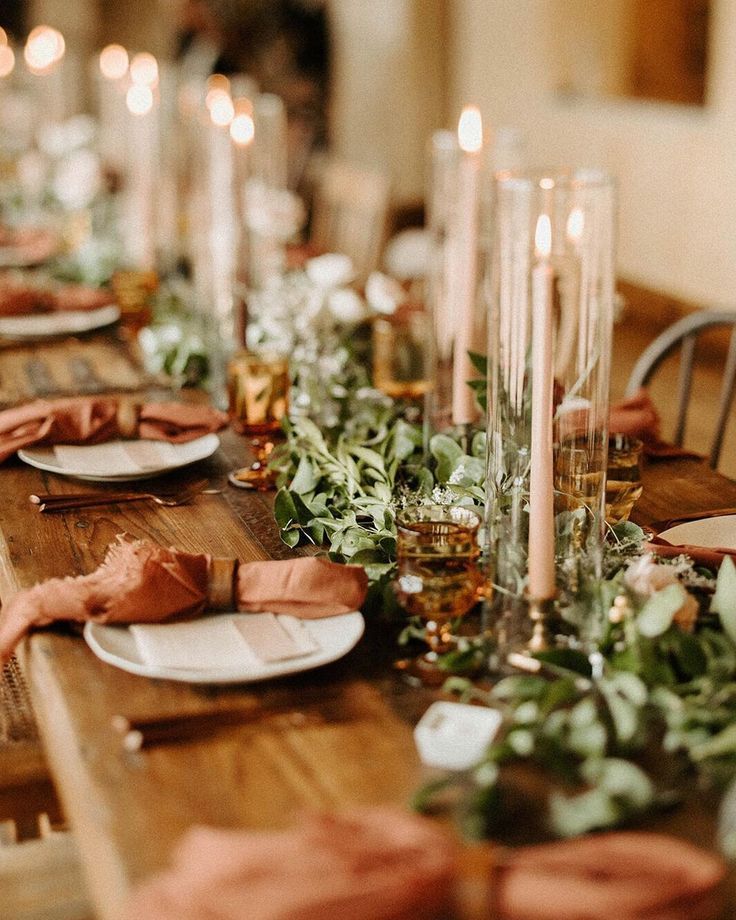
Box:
left=84, top=611, right=365, bottom=684
left=658, top=515, right=736, bottom=550
left=18, top=433, right=220, bottom=482
left=0, top=303, right=120, bottom=340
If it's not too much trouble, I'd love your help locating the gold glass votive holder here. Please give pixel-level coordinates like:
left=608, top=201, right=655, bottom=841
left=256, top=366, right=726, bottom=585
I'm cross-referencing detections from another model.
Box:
left=605, top=434, right=643, bottom=523
left=111, top=269, right=159, bottom=331
left=227, top=351, right=289, bottom=491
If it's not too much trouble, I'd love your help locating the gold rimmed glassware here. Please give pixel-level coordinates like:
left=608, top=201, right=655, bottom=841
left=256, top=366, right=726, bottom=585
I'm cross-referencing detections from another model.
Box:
left=394, top=504, right=482, bottom=682
left=227, top=350, right=289, bottom=490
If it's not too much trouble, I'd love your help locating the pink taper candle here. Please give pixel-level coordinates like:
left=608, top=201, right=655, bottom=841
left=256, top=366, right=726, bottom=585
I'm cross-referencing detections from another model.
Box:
left=528, top=213, right=556, bottom=600
left=451, top=105, right=483, bottom=426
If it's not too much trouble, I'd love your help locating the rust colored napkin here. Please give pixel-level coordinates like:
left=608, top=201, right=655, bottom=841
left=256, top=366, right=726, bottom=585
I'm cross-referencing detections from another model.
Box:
left=495, top=831, right=724, bottom=920
left=609, top=390, right=701, bottom=460
left=0, top=279, right=114, bottom=316
left=0, top=538, right=368, bottom=662
left=0, top=396, right=227, bottom=463
left=121, top=809, right=725, bottom=920
left=0, top=226, right=58, bottom=265
left=123, top=809, right=456, bottom=920
left=646, top=534, right=736, bottom=569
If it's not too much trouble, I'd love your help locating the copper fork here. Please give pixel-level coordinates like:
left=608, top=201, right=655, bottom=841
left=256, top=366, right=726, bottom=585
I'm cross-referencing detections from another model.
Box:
left=32, top=479, right=214, bottom=513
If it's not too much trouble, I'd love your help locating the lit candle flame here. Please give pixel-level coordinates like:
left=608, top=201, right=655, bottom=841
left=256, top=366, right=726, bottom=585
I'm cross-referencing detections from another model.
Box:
left=209, top=92, right=234, bottom=126
left=24, top=26, right=65, bottom=73
left=205, top=73, right=230, bottom=105
left=0, top=27, right=7, bottom=46
left=129, top=52, right=158, bottom=87
left=535, top=214, right=552, bottom=259
left=230, top=112, right=254, bottom=145
left=457, top=105, right=483, bottom=154
left=99, top=44, right=128, bottom=80
left=0, top=45, right=14, bottom=78
left=566, top=207, right=584, bottom=242
left=126, top=83, right=153, bottom=116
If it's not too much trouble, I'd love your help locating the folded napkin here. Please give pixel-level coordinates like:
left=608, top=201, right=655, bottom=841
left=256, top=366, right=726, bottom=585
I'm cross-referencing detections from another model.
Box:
left=0, top=537, right=368, bottom=662
left=0, top=226, right=58, bottom=264
left=496, top=831, right=724, bottom=920
left=609, top=390, right=701, bottom=460
left=646, top=534, right=736, bottom=568
left=123, top=809, right=455, bottom=920
left=0, top=278, right=115, bottom=317
left=0, top=396, right=227, bottom=463
left=121, top=808, right=725, bottom=920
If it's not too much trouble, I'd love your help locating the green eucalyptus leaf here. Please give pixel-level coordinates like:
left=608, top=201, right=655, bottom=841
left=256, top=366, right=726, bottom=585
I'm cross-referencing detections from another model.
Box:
left=637, top=583, right=686, bottom=637
left=582, top=757, right=653, bottom=808
left=468, top=351, right=488, bottom=375
left=274, top=489, right=299, bottom=529
left=350, top=444, right=387, bottom=473
left=550, top=787, right=619, bottom=837
left=290, top=455, right=319, bottom=494
left=712, top=555, right=736, bottom=646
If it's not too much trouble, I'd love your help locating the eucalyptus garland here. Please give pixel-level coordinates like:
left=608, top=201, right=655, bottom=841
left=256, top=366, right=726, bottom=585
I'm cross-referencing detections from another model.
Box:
left=270, top=373, right=736, bottom=847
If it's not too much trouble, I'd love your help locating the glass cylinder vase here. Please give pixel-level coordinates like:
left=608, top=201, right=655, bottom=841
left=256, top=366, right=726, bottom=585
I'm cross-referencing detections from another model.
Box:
left=485, top=168, right=616, bottom=654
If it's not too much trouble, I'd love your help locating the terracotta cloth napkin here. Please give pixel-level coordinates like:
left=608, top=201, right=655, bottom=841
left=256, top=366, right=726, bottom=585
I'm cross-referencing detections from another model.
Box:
left=0, top=226, right=58, bottom=265
left=609, top=390, right=701, bottom=460
left=0, top=396, right=227, bottom=463
left=0, top=280, right=115, bottom=316
left=645, top=534, right=736, bottom=569
left=121, top=808, right=725, bottom=920
left=0, top=538, right=368, bottom=663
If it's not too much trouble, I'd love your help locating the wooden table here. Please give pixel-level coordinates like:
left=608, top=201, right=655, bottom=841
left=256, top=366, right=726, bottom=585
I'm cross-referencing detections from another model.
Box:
left=1, top=341, right=735, bottom=918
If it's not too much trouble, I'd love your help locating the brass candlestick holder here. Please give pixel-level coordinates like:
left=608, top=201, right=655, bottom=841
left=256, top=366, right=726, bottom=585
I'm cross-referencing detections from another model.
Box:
left=526, top=595, right=557, bottom=653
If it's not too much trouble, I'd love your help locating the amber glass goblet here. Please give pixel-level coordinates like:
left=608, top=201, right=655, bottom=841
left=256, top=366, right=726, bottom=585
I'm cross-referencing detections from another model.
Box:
left=395, top=504, right=482, bottom=681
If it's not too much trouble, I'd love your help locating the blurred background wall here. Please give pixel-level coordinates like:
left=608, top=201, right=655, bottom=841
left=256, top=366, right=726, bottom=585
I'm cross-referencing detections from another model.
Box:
left=7, top=0, right=734, bottom=308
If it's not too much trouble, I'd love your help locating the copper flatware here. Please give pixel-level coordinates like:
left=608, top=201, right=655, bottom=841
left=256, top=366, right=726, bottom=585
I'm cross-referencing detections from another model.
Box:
left=111, top=705, right=325, bottom=752
left=32, top=479, right=213, bottom=513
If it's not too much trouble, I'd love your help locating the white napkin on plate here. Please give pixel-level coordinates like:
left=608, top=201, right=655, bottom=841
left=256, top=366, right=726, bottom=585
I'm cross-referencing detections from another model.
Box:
left=131, top=614, right=320, bottom=671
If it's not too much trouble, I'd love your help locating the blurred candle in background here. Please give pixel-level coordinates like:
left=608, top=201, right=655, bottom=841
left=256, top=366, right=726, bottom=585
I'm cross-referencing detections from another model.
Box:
left=96, top=43, right=129, bottom=169
left=121, top=58, right=159, bottom=270
left=451, top=104, right=483, bottom=426
left=24, top=25, right=67, bottom=122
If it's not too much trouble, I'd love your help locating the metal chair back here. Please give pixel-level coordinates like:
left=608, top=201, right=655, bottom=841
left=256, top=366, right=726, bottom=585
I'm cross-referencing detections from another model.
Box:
left=625, top=310, right=736, bottom=468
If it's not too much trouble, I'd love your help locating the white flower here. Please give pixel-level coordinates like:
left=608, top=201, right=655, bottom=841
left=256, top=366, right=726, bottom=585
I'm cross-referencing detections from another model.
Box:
left=305, top=253, right=355, bottom=289
left=624, top=554, right=679, bottom=596
left=365, top=271, right=406, bottom=315
left=624, top=554, right=698, bottom=632
left=327, top=288, right=366, bottom=324
left=52, top=148, right=101, bottom=210
left=243, top=179, right=305, bottom=239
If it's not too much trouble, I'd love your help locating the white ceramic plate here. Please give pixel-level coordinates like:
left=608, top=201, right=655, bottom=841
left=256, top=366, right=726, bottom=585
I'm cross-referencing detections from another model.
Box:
left=18, top=433, right=220, bottom=482
left=659, top=515, right=736, bottom=550
left=0, top=303, right=120, bottom=340
left=84, top=611, right=365, bottom=684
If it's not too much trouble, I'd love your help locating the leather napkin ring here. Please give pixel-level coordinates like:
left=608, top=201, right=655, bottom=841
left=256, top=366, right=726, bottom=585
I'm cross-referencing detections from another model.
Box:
left=116, top=400, right=142, bottom=439
left=208, top=557, right=238, bottom=610
left=453, top=843, right=508, bottom=920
